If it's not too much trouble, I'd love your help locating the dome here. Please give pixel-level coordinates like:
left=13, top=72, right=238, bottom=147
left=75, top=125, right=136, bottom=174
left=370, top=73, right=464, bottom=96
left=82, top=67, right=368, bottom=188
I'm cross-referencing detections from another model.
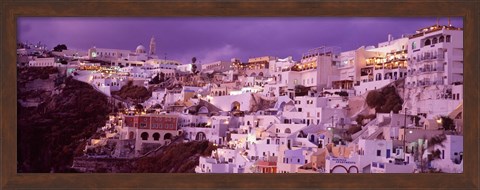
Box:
left=136, top=45, right=146, bottom=53
left=136, top=45, right=146, bottom=51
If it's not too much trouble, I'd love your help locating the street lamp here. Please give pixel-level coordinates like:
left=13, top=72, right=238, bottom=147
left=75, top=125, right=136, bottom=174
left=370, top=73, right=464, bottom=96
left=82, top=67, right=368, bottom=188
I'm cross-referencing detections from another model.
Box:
left=327, top=127, right=334, bottom=144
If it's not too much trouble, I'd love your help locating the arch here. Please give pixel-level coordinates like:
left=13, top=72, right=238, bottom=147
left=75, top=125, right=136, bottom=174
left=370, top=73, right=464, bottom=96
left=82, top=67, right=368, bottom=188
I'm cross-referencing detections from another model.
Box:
left=331, top=165, right=348, bottom=173
left=439, top=36, right=445, bottom=42
left=258, top=72, right=264, bottom=77
left=231, top=101, right=240, bottom=111
left=141, top=132, right=149, bottom=140
left=198, top=106, right=209, bottom=114
left=164, top=133, right=172, bottom=140
left=284, top=128, right=291, bottom=134
left=153, top=132, right=160, bottom=141
left=250, top=72, right=256, bottom=77
left=432, top=37, right=438, bottom=44
left=129, top=131, right=135, bottom=139
left=195, top=132, right=206, bottom=141
left=424, top=39, right=431, bottom=46
left=348, top=166, right=359, bottom=173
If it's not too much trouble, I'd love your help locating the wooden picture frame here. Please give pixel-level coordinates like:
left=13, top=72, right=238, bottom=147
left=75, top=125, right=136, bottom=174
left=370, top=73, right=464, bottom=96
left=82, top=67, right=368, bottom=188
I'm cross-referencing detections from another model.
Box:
left=1, top=0, right=478, bottom=189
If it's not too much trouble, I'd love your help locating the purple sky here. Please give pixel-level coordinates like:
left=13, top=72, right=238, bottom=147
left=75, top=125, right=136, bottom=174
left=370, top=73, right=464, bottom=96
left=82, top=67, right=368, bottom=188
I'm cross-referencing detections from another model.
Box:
left=18, top=17, right=462, bottom=64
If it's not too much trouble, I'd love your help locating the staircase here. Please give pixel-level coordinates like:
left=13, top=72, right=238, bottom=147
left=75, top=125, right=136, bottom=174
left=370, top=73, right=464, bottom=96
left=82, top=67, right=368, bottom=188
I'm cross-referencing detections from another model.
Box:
left=351, top=118, right=378, bottom=144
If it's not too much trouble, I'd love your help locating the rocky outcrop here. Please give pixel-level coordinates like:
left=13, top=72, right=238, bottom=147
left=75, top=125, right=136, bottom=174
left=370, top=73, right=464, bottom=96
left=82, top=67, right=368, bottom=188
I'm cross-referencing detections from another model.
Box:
left=18, top=70, right=112, bottom=172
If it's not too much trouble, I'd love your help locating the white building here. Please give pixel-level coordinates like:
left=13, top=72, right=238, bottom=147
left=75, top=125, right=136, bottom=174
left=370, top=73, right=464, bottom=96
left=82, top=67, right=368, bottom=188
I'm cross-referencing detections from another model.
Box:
left=28, top=57, right=60, bottom=67
left=201, top=61, right=232, bottom=73
left=354, top=35, right=409, bottom=95
left=404, top=24, right=463, bottom=118
left=428, top=135, right=463, bottom=173
left=406, top=25, right=463, bottom=88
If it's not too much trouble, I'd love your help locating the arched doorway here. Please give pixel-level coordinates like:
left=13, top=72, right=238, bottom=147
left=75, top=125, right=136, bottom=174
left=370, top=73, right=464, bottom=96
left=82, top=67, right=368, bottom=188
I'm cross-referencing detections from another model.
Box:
left=195, top=132, right=206, bottom=141
left=164, top=133, right=172, bottom=140
left=348, top=166, right=359, bottom=173
left=331, top=165, right=348, bottom=173
left=141, top=132, right=149, bottom=140
left=152, top=132, right=160, bottom=141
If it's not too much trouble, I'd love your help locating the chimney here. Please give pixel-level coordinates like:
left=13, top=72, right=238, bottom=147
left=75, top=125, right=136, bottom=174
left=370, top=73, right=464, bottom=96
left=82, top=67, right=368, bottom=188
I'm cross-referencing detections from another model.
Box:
left=388, top=34, right=392, bottom=42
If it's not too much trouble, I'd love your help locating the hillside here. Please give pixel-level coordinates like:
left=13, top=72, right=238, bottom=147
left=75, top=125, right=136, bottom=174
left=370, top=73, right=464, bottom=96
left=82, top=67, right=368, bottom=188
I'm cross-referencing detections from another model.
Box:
left=132, top=140, right=216, bottom=173
left=17, top=68, right=112, bottom=172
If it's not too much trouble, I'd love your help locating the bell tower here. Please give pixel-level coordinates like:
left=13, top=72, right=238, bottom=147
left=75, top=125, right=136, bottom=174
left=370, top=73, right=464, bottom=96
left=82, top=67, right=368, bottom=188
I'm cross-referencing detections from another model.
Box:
left=149, top=36, right=156, bottom=56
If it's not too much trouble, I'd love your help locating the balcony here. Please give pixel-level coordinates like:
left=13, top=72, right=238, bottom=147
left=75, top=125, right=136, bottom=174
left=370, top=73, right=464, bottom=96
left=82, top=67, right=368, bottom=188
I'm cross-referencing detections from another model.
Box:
left=416, top=55, right=445, bottom=63
left=418, top=66, right=445, bottom=74
left=291, top=66, right=317, bottom=72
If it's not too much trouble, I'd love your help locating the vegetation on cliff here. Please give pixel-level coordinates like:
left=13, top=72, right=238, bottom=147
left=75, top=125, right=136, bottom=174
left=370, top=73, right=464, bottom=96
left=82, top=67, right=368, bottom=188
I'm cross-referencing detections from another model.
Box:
left=111, top=81, right=151, bottom=102
left=366, top=85, right=403, bottom=114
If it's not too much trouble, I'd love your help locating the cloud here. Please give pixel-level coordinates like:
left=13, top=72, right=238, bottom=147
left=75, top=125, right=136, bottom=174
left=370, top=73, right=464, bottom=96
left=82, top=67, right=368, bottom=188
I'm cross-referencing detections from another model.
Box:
left=198, top=44, right=240, bottom=64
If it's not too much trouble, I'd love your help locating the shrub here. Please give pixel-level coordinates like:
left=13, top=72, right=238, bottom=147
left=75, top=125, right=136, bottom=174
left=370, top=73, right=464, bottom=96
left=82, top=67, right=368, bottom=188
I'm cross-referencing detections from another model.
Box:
left=366, top=85, right=403, bottom=113
left=347, top=125, right=362, bottom=135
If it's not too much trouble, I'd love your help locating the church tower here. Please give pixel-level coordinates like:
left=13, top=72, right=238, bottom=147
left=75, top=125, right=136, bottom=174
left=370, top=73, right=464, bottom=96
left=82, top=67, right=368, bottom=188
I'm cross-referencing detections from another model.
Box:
left=149, top=36, right=156, bottom=56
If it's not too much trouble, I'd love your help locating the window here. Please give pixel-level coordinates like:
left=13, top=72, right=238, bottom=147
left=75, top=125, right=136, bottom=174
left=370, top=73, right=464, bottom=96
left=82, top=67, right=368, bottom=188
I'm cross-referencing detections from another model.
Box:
left=297, top=159, right=300, bottom=163
left=446, top=35, right=451, bottom=42
left=439, top=36, right=445, bottom=42
left=377, top=150, right=381, bottom=156
left=412, top=41, right=417, bottom=49
left=152, top=124, right=157, bottom=128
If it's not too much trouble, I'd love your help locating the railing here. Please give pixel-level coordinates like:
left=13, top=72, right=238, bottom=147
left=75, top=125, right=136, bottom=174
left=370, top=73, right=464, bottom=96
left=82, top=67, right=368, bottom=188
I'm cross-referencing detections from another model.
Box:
left=291, top=66, right=317, bottom=72
left=415, top=56, right=444, bottom=63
